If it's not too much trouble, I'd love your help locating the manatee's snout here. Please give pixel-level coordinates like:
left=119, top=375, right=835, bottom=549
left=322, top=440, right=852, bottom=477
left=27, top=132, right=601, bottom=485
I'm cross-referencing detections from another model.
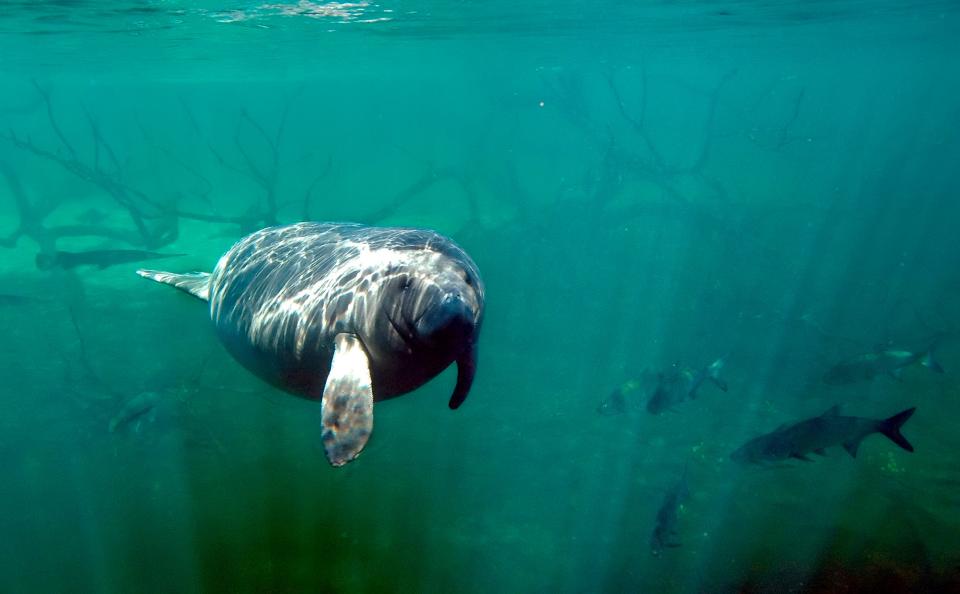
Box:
left=415, top=292, right=475, bottom=349
left=409, top=286, right=481, bottom=410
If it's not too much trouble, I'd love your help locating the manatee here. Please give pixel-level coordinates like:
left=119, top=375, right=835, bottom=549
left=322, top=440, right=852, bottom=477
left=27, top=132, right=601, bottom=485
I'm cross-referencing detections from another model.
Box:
left=137, top=222, right=484, bottom=466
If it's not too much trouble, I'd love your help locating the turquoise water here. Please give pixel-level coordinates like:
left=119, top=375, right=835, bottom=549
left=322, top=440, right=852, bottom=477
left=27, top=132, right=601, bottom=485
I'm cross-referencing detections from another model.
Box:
left=2, top=1, right=960, bottom=592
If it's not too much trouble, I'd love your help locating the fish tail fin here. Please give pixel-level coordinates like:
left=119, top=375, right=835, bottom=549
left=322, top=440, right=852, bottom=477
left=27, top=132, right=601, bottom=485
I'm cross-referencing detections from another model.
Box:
left=921, top=351, right=943, bottom=373
left=920, top=339, right=944, bottom=374
left=707, top=356, right=728, bottom=392
left=878, top=407, right=917, bottom=453
left=137, top=269, right=211, bottom=301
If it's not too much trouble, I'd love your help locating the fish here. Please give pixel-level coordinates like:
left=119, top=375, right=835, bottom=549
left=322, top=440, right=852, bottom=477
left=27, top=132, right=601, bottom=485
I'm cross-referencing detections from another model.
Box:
left=823, top=342, right=943, bottom=385
left=650, top=468, right=690, bottom=556
left=646, top=357, right=727, bottom=415
left=35, top=249, right=186, bottom=271
left=108, top=391, right=161, bottom=433
left=75, top=207, right=108, bottom=225
left=596, top=373, right=659, bottom=416
left=0, top=293, right=40, bottom=306
left=596, top=386, right=628, bottom=416
left=596, top=377, right=645, bottom=416
left=731, top=405, right=916, bottom=464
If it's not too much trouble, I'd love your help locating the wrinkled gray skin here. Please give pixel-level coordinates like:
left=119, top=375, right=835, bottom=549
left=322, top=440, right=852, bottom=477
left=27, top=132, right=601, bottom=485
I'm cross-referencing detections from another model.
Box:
left=207, top=223, right=484, bottom=408
left=138, top=223, right=485, bottom=465
left=139, top=222, right=484, bottom=409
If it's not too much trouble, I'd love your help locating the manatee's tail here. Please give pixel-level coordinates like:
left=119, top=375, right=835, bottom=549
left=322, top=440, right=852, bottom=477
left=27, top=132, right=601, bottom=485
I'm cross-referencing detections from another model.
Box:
left=877, top=407, right=917, bottom=453
left=137, top=269, right=211, bottom=301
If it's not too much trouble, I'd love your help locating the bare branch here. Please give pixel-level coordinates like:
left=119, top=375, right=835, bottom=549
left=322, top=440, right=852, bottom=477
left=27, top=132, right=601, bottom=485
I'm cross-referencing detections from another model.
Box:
left=31, top=80, right=76, bottom=159
left=302, top=155, right=332, bottom=221
left=364, top=166, right=455, bottom=223
left=687, top=69, right=737, bottom=174
left=82, top=105, right=121, bottom=173
left=605, top=63, right=666, bottom=171
left=2, top=123, right=173, bottom=248
left=776, top=88, right=806, bottom=150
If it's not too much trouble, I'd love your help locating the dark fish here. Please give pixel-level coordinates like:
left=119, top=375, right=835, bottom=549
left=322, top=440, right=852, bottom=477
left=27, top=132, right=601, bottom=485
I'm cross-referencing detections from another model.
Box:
left=75, top=207, right=108, bottom=225
left=596, top=377, right=643, bottom=416
left=650, top=469, right=690, bottom=556
left=596, top=387, right=627, bottom=416
left=823, top=343, right=943, bottom=385
left=646, top=357, right=727, bottom=415
left=731, top=405, right=916, bottom=464
left=35, top=249, right=186, bottom=271
left=0, top=293, right=39, bottom=306
left=109, top=391, right=161, bottom=433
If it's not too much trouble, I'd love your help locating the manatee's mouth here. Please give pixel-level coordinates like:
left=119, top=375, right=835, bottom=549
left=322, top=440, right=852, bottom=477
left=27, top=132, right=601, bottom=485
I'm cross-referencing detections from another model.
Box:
left=386, top=309, right=417, bottom=348
left=414, top=294, right=474, bottom=348
left=385, top=295, right=479, bottom=410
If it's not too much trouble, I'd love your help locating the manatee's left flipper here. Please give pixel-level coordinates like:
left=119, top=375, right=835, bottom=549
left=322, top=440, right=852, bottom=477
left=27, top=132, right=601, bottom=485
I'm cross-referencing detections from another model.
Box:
left=321, top=333, right=374, bottom=467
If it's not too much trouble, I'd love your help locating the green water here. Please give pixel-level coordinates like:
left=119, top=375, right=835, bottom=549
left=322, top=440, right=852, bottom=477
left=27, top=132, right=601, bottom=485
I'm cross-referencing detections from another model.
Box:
left=2, top=1, right=959, bottom=592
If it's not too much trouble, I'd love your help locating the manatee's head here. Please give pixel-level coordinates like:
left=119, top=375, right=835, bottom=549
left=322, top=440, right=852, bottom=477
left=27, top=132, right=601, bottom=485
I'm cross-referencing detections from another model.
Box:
left=382, top=247, right=484, bottom=409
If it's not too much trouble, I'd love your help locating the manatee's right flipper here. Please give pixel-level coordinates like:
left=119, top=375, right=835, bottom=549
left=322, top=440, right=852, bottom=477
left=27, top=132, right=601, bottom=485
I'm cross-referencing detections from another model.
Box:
left=136, top=269, right=211, bottom=301
left=321, top=333, right=374, bottom=467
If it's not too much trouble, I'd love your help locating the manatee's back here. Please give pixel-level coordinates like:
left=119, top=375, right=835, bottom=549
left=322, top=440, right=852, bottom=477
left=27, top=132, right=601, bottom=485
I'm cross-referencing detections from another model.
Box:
left=208, top=223, right=358, bottom=398
left=206, top=222, right=481, bottom=399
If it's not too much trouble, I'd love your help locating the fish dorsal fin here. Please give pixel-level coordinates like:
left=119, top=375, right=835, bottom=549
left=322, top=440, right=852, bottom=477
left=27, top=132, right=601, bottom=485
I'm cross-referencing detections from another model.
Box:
left=822, top=404, right=841, bottom=417
left=320, top=333, right=374, bottom=467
